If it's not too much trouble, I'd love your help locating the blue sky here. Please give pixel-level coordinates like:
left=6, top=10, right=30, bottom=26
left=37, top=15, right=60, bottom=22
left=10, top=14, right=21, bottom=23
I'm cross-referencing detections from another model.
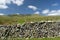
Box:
left=0, top=0, right=60, bottom=16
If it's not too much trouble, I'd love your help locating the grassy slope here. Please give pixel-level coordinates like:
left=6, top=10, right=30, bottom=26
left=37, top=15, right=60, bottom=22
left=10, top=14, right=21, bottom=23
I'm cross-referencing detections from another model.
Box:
left=0, top=14, right=60, bottom=24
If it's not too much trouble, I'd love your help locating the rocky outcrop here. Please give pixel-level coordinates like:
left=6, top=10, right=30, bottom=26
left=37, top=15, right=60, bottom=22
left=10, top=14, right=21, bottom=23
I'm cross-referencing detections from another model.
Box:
left=0, top=22, right=60, bottom=38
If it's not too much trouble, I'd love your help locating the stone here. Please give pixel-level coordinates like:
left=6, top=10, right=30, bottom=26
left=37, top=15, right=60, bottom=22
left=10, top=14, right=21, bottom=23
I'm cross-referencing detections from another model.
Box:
left=0, top=22, right=60, bottom=38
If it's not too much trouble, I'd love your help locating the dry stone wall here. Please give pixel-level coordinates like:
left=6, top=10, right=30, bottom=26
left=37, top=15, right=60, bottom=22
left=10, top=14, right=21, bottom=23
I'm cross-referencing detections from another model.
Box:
left=0, top=22, right=60, bottom=38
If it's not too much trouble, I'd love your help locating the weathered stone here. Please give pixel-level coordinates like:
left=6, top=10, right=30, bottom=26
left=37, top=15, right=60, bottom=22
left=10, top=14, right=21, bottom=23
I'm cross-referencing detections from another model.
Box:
left=0, top=22, right=60, bottom=38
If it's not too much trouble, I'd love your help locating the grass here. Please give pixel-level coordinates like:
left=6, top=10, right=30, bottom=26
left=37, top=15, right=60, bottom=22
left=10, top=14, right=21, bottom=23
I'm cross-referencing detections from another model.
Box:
left=1, top=37, right=60, bottom=40
left=0, top=14, right=60, bottom=24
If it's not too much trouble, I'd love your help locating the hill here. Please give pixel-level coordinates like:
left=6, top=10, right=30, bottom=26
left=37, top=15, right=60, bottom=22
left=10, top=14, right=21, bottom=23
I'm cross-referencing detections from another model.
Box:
left=0, top=14, right=60, bottom=24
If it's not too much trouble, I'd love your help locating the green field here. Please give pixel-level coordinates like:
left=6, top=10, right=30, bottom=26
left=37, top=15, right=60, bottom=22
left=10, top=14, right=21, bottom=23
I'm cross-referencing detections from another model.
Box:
left=0, top=14, right=60, bottom=24
left=1, top=37, right=60, bottom=40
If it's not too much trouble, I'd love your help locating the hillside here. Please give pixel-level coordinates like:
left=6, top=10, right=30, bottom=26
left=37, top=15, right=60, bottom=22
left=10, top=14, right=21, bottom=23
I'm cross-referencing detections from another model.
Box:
left=0, top=14, right=60, bottom=24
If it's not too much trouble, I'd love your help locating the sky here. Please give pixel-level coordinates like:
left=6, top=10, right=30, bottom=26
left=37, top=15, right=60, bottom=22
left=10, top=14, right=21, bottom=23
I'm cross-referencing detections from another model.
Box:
left=0, top=0, right=60, bottom=16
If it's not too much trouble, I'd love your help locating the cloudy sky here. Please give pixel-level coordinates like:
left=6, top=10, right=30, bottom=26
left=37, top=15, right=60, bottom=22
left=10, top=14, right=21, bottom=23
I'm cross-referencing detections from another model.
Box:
left=0, top=0, right=60, bottom=16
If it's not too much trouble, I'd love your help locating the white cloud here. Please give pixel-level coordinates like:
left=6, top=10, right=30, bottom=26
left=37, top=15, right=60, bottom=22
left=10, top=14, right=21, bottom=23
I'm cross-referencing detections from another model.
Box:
left=28, top=5, right=37, bottom=11
left=52, top=3, right=58, bottom=6
left=0, top=13, right=5, bottom=15
left=16, top=13, right=20, bottom=15
left=47, top=10, right=60, bottom=16
left=42, top=9, right=49, bottom=14
left=34, top=11, right=40, bottom=14
left=12, top=0, right=24, bottom=6
left=42, top=9, right=60, bottom=16
left=0, top=0, right=8, bottom=9
left=0, top=5, right=8, bottom=9
left=50, top=10, right=56, bottom=13
left=0, top=0, right=24, bottom=9
left=48, top=13, right=59, bottom=16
